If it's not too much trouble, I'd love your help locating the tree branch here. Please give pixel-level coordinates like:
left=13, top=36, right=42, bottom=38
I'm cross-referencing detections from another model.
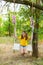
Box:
left=4, top=0, right=43, bottom=10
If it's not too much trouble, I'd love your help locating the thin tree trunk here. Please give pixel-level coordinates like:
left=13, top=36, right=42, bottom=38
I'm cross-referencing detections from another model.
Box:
left=8, top=13, right=11, bottom=36
left=7, top=4, right=11, bottom=36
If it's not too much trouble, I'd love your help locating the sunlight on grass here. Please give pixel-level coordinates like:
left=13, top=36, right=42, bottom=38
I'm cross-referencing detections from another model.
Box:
left=0, top=37, right=14, bottom=44
left=0, top=36, right=43, bottom=44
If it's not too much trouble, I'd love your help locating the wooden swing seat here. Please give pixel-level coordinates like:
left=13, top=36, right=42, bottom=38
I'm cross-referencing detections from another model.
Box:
left=13, top=43, right=32, bottom=52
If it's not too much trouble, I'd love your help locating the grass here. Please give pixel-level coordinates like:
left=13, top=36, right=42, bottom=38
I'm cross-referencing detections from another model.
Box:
left=0, top=36, right=14, bottom=44
left=0, top=36, right=20, bottom=44
left=0, top=35, right=43, bottom=44
left=0, top=37, right=43, bottom=65
left=0, top=47, right=43, bottom=65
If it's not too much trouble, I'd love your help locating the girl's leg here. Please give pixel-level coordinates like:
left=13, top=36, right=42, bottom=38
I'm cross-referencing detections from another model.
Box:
left=20, top=46, right=24, bottom=55
left=24, top=47, right=28, bottom=54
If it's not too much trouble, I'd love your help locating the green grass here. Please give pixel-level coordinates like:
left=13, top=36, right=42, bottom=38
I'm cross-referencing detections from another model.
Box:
left=0, top=35, right=43, bottom=44
left=0, top=37, right=43, bottom=65
left=0, top=37, right=14, bottom=44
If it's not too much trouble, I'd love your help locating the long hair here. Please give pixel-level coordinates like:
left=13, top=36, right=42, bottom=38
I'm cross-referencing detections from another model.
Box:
left=21, top=31, right=28, bottom=40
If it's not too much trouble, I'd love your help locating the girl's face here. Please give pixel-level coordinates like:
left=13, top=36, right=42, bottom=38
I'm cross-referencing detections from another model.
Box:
left=22, top=32, right=26, bottom=37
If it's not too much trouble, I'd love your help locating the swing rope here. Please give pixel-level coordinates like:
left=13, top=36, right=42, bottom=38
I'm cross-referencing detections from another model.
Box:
left=31, top=0, right=34, bottom=16
left=29, top=1, right=35, bottom=45
left=12, top=0, right=17, bottom=43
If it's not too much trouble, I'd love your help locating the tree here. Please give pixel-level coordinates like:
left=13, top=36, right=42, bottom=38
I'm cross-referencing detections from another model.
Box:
left=3, top=19, right=14, bottom=36
left=32, top=0, right=40, bottom=58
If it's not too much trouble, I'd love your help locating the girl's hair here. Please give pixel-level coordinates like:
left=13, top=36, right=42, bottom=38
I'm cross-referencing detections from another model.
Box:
left=21, top=31, right=28, bottom=40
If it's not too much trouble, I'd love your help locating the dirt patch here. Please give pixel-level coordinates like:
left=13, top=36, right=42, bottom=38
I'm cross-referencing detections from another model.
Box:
left=0, top=44, right=43, bottom=65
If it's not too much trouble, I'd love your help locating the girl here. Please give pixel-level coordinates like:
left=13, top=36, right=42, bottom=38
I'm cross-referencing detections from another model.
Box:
left=19, top=31, right=28, bottom=56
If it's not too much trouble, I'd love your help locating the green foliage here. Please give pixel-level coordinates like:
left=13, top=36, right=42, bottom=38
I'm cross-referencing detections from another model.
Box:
left=17, top=5, right=31, bottom=34
left=0, top=5, right=43, bottom=39
left=2, top=20, right=14, bottom=36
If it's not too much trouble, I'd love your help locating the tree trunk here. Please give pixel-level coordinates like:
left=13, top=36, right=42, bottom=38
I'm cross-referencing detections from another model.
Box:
left=32, top=25, right=38, bottom=58
left=8, top=13, right=11, bottom=36
left=32, top=0, right=40, bottom=58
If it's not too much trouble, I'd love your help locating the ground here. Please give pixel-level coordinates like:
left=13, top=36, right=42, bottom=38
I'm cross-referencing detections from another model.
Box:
left=0, top=37, right=43, bottom=65
left=0, top=44, right=43, bottom=65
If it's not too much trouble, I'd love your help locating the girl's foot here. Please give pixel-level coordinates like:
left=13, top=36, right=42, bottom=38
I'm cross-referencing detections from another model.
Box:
left=21, top=53, right=25, bottom=56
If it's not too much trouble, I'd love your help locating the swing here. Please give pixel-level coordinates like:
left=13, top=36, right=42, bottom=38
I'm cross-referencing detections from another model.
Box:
left=12, top=0, right=34, bottom=52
